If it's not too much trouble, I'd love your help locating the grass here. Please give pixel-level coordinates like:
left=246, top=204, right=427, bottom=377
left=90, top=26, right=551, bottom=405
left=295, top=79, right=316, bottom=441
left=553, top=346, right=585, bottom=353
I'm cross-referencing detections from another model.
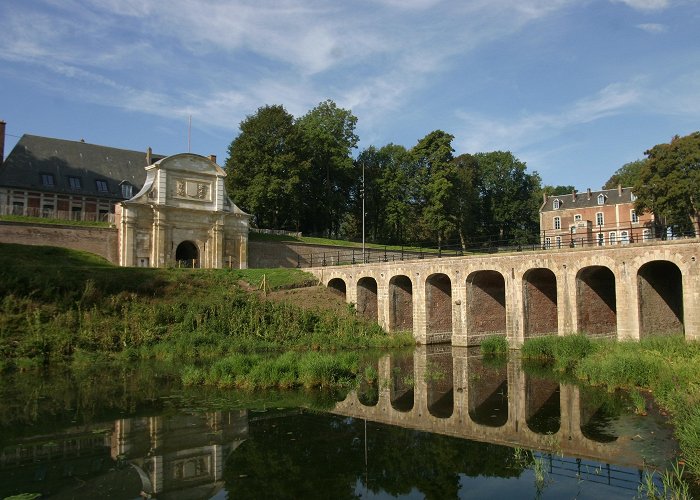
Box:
left=520, top=334, right=700, bottom=485
left=0, top=243, right=413, bottom=387
left=480, top=335, right=509, bottom=355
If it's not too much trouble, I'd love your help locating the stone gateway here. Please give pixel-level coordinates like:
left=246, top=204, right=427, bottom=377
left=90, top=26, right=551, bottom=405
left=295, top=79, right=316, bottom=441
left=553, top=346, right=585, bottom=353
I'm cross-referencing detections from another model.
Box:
left=116, top=153, right=249, bottom=269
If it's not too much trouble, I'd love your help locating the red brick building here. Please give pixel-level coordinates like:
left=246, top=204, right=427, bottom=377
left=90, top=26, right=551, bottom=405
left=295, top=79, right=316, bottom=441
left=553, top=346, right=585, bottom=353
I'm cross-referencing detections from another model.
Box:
left=540, top=186, right=654, bottom=248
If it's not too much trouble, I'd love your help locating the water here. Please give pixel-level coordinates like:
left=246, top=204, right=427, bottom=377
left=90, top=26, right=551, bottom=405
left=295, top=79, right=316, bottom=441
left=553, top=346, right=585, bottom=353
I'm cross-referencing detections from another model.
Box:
left=0, top=347, right=678, bottom=499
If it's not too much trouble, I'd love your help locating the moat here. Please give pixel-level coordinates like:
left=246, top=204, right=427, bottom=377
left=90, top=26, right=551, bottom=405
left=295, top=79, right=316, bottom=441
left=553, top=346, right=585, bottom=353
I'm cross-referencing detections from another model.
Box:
left=0, top=347, right=678, bottom=499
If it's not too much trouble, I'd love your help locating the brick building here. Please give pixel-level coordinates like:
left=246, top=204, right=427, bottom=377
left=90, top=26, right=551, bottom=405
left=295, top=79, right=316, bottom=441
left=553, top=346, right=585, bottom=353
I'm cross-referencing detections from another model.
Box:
left=0, top=125, right=162, bottom=222
left=539, top=186, right=654, bottom=248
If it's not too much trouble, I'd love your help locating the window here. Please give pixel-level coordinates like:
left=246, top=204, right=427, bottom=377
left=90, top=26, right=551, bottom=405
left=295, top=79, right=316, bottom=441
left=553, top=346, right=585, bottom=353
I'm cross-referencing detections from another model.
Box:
left=620, top=231, right=630, bottom=244
left=631, top=210, right=638, bottom=223
left=553, top=199, right=561, bottom=209
left=555, top=236, right=562, bottom=248
left=121, top=183, right=133, bottom=198
left=544, top=237, right=551, bottom=249
left=609, top=232, right=617, bottom=245
left=42, top=204, right=54, bottom=217
left=95, top=180, right=109, bottom=192
left=631, top=193, right=637, bottom=202
left=596, top=212, right=604, bottom=226
left=68, top=176, right=82, bottom=190
left=597, top=194, right=605, bottom=205
left=597, top=233, right=604, bottom=246
left=574, top=214, right=582, bottom=222
left=553, top=216, right=561, bottom=230
left=41, top=174, right=55, bottom=187
left=643, top=228, right=652, bottom=241
left=12, top=201, right=24, bottom=215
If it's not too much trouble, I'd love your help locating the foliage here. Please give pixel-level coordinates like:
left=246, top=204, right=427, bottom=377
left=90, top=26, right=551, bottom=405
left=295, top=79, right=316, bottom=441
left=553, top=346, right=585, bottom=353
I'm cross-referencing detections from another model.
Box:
left=480, top=335, right=509, bottom=355
left=297, top=99, right=359, bottom=237
left=603, top=159, right=647, bottom=190
left=542, top=185, right=576, bottom=196
left=633, top=132, right=700, bottom=235
left=476, top=151, right=542, bottom=244
left=225, top=104, right=307, bottom=230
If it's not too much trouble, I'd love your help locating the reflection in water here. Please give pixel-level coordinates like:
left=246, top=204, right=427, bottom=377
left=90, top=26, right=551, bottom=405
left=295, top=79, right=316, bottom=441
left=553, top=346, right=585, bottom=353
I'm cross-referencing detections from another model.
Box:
left=0, top=351, right=678, bottom=499
left=468, top=357, right=508, bottom=427
left=427, top=346, right=454, bottom=418
left=525, top=376, right=561, bottom=434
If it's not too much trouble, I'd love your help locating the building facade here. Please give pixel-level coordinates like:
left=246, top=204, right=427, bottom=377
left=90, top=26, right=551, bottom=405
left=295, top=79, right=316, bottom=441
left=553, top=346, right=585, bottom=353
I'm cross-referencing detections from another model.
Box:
left=0, top=132, right=162, bottom=221
left=540, top=186, right=654, bottom=249
left=116, top=153, right=249, bottom=269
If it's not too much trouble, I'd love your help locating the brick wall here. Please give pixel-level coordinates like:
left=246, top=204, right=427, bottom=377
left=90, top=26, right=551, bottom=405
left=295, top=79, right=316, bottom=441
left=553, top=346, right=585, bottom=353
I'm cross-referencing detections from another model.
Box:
left=0, top=221, right=118, bottom=263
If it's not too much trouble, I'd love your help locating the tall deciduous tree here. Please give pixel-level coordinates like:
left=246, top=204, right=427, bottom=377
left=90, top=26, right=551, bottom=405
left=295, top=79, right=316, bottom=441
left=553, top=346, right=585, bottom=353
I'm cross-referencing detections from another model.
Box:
left=297, top=100, right=359, bottom=237
left=633, top=132, right=700, bottom=236
left=452, top=153, right=481, bottom=250
left=603, top=159, right=647, bottom=190
left=476, top=151, right=541, bottom=244
left=225, top=105, right=306, bottom=229
left=411, top=130, right=456, bottom=250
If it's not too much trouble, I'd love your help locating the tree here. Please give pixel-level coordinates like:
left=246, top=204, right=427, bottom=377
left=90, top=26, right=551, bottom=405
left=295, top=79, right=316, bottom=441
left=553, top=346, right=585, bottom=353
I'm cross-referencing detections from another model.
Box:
left=451, top=154, right=481, bottom=250
left=633, top=132, right=700, bottom=236
left=411, top=131, right=456, bottom=250
left=297, top=100, right=359, bottom=237
left=542, top=185, right=575, bottom=196
left=476, top=151, right=541, bottom=244
left=224, top=105, right=307, bottom=229
left=603, top=159, right=647, bottom=190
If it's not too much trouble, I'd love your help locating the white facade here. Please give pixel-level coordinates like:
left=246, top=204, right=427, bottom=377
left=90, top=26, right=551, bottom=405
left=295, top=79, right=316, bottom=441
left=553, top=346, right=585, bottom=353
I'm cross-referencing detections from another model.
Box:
left=116, top=154, right=249, bottom=268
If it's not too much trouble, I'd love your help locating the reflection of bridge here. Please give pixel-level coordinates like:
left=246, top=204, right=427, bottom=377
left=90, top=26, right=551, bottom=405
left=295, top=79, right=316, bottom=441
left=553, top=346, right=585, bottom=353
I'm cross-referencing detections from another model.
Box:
left=311, top=239, right=700, bottom=345
left=332, top=347, right=674, bottom=469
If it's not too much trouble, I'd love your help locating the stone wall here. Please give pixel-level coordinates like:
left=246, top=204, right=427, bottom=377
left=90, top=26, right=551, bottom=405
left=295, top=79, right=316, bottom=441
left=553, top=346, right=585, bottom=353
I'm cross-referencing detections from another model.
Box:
left=0, top=221, right=118, bottom=263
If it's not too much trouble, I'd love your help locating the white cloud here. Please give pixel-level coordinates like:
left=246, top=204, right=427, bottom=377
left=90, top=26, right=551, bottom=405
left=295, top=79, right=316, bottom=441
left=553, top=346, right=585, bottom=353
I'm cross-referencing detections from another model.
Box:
left=636, top=23, right=668, bottom=33
left=454, top=81, right=643, bottom=154
left=611, top=0, right=670, bottom=11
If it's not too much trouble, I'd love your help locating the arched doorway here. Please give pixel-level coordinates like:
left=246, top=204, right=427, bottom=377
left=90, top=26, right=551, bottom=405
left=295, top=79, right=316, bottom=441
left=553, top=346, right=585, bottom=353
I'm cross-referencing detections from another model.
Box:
left=176, top=241, right=199, bottom=268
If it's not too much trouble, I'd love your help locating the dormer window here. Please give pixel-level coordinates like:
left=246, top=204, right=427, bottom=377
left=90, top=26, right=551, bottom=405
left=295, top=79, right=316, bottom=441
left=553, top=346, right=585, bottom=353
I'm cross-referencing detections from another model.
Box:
left=121, top=183, right=133, bottom=199
left=597, top=194, right=605, bottom=205
left=68, top=176, right=82, bottom=190
left=631, top=193, right=637, bottom=202
left=95, top=180, right=109, bottom=192
left=553, top=199, right=561, bottom=209
left=41, top=174, right=55, bottom=187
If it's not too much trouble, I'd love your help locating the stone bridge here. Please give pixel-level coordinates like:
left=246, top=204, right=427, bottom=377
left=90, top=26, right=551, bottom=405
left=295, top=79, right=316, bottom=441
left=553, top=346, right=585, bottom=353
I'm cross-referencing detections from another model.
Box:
left=309, top=239, right=700, bottom=346
left=332, top=347, right=671, bottom=468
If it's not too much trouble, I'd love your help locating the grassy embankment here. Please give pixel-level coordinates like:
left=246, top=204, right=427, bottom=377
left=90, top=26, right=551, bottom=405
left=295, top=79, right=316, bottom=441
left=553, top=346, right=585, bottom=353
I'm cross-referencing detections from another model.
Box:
left=0, top=243, right=412, bottom=389
left=519, top=334, right=700, bottom=489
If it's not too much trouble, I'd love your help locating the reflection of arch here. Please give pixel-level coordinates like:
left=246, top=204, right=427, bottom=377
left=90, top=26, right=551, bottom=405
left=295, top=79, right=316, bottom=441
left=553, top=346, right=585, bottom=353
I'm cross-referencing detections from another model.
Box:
left=576, top=266, right=616, bottom=337
left=638, top=261, right=683, bottom=338
left=389, top=275, right=413, bottom=332
left=390, top=353, right=414, bottom=412
left=523, top=268, right=557, bottom=338
left=579, top=387, right=619, bottom=443
left=466, top=270, right=506, bottom=341
left=426, top=349, right=453, bottom=418
left=327, top=278, right=347, bottom=300
left=525, top=376, right=560, bottom=434
left=358, top=360, right=379, bottom=407
left=467, top=357, right=508, bottom=427
left=357, top=277, right=378, bottom=321
left=426, top=273, right=452, bottom=342
left=176, top=241, right=199, bottom=268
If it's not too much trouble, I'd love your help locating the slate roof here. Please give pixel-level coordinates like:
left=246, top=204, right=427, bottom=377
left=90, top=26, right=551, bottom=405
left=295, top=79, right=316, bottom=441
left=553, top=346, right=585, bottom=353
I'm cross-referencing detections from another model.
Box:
left=0, top=134, right=165, bottom=200
left=541, top=187, right=636, bottom=213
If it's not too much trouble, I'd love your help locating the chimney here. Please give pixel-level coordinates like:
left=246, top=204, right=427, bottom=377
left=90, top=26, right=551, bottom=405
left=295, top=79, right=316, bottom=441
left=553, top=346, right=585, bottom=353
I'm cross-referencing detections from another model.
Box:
left=542, top=192, right=548, bottom=204
left=587, top=188, right=592, bottom=200
left=572, top=189, right=577, bottom=202
left=146, top=147, right=152, bottom=165
left=208, top=154, right=217, bottom=164
left=0, top=120, right=5, bottom=163
left=618, top=184, right=622, bottom=196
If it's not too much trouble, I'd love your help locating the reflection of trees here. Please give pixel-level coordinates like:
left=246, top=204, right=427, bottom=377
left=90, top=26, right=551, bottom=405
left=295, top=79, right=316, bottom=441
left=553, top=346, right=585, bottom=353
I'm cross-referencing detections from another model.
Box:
left=225, top=412, right=525, bottom=499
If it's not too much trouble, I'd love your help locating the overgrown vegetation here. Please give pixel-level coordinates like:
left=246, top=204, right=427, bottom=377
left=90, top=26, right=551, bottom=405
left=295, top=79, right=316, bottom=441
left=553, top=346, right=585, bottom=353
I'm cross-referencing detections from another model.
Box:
left=480, top=335, right=509, bottom=356
left=521, top=334, right=700, bottom=486
left=0, top=243, right=412, bottom=387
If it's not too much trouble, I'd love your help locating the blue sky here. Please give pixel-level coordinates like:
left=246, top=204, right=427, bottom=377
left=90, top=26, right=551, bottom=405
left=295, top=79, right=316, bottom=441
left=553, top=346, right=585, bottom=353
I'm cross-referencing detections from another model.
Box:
left=1, top=0, right=698, bottom=190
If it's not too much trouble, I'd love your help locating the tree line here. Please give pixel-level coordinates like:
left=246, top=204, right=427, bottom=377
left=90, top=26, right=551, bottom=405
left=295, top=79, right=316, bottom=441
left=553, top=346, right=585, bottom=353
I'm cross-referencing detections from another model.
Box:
left=225, top=100, right=543, bottom=249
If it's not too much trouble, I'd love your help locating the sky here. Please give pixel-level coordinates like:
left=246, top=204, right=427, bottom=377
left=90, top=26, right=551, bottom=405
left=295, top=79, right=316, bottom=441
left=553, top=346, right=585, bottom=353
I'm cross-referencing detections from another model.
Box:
left=1, top=0, right=698, bottom=191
